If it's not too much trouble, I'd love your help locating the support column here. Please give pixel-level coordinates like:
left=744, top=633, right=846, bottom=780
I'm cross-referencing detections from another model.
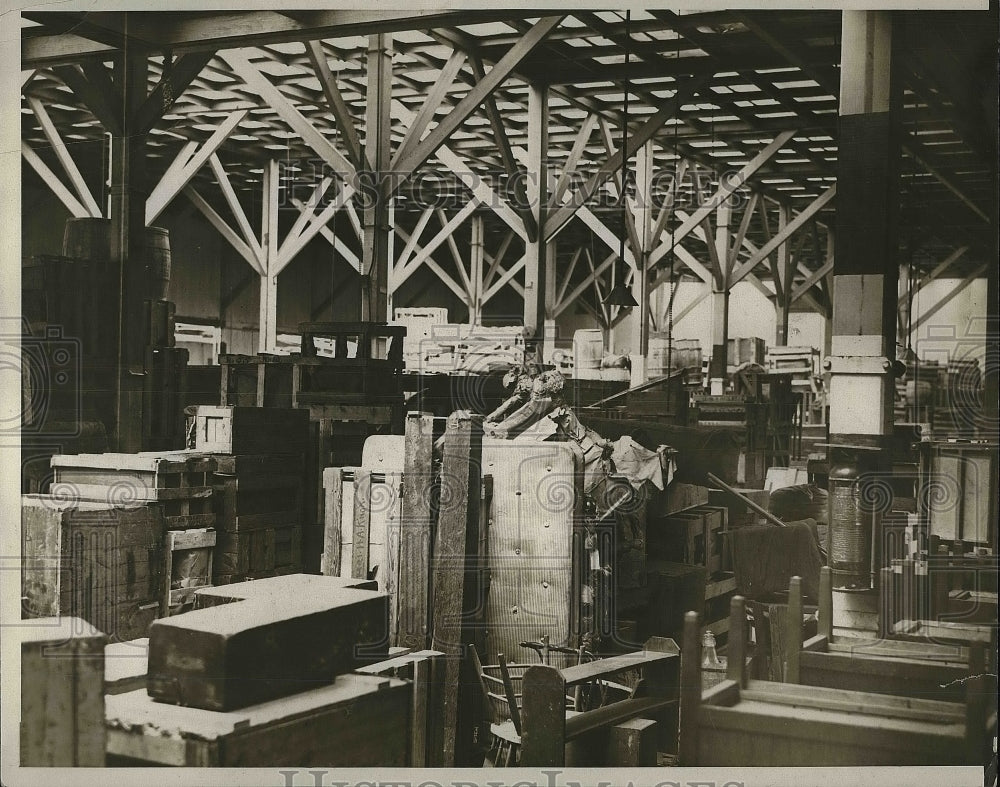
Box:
left=258, top=160, right=279, bottom=353
left=361, top=33, right=393, bottom=324
left=469, top=213, right=484, bottom=326
left=827, top=10, right=901, bottom=633
left=109, top=52, right=149, bottom=452
left=629, top=141, right=654, bottom=387
left=774, top=205, right=793, bottom=346
left=524, top=83, right=549, bottom=361
left=708, top=201, right=732, bottom=394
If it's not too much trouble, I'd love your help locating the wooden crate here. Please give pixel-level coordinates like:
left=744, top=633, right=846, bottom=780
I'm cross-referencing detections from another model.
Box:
left=106, top=674, right=409, bottom=767
left=192, top=405, right=310, bottom=455
left=213, top=471, right=304, bottom=533
left=164, top=528, right=216, bottom=615
left=21, top=616, right=107, bottom=766
left=646, top=508, right=724, bottom=572
left=22, top=495, right=163, bottom=642
left=214, top=525, right=302, bottom=580
left=50, top=450, right=217, bottom=530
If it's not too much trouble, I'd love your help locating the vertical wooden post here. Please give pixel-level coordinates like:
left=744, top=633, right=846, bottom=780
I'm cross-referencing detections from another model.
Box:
left=361, top=33, right=393, bottom=323
left=469, top=214, right=484, bottom=325
left=727, top=595, right=747, bottom=687
left=430, top=411, right=483, bottom=766
left=678, top=610, right=702, bottom=766
left=607, top=718, right=658, bottom=767
left=785, top=575, right=803, bottom=683
left=110, top=51, right=149, bottom=452
left=520, top=664, right=566, bottom=766
left=351, top=468, right=373, bottom=579
left=819, top=565, right=833, bottom=641
left=629, top=140, right=655, bottom=387
left=524, top=83, right=549, bottom=359
left=399, top=412, right=435, bottom=650
left=258, top=159, right=279, bottom=353
left=774, top=204, right=792, bottom=346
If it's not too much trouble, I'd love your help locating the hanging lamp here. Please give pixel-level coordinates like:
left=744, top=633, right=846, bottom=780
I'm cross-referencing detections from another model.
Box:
left=604, top=10, right=638, bottom=308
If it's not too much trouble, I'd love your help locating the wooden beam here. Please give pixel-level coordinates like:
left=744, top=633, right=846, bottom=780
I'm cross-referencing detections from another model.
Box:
left=134, top=51, right=215, bottom=135
left=790, top=259, right=835, bottom=304
left=185, top=187, right=263, bottom=275
left=392, top=49, right=468, bottom=170
left=545, top=78, right=707, bottom=242
left=145, top=110, right=248, bottom=224
left=549, top=112, right=598, bottom=209
left=308, top=210, right=362, bottom=273
left=437, top=208, right=474, bottom=298
left=21, top=141, right=90, bottom=218
left=482, top=230, right=514, bottom=291
left=397, top=206, right=435, bottom=269
left=391, top=227, right=469, bottom=302
left=671, top=284, right=712, bottom=327
left=305, top=40, right=363, bottom=170
left=555, top=246, right=583, bottom=307
left=276, top=183, right=358, bottom=273
left=391, top=16, right=564, bottom=185
left=730, top=185, right=837, bottom=286
left=913, top=246, right=969, bottom=296
left=648, top=131, right=795, bottom=266
left=208, top=154, right=264, bottom=264
left=259, top=159, right=280, bottom=353
left=393, top=200, right=481, bottom=288
left=911, top=263, right=988, bottom=332
left=482, top=256, right=527, bottom=303
left=52, top=63, right=123, bottom=136
left=28, top=97, right=102, bottom=218
left=553, top=251, right=615, bottom=318
left=219, top=50, right=355, bottom=181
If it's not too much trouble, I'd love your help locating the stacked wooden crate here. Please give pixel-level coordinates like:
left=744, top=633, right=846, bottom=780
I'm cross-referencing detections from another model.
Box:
left=21, top=495, right=164, bottom=641
left=191, top=405, right=310, bottom=585
left=49, top=450, right=217, bottom=617
left=646, top=504, right=736, bottom=637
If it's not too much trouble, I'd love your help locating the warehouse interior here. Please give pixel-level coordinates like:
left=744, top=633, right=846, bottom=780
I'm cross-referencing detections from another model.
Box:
left=13, top=6, right=1000, bottom=773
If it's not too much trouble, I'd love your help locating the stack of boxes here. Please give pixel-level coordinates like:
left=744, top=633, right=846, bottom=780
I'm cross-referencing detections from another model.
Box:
left=191, top=405, right=310, bottom=584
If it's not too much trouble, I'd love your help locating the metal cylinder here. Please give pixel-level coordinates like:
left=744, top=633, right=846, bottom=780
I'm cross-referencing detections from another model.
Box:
left=828, top=455, right=877, bottom=589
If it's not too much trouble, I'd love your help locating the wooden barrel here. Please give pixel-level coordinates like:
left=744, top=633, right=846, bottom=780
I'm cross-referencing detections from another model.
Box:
left=62, top=218, right=171, bottom=300
left=573, top=329, right=604, bottom=379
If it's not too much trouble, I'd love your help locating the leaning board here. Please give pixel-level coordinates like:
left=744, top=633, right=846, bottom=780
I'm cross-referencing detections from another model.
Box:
left=482, top=437, right=583, bottom=665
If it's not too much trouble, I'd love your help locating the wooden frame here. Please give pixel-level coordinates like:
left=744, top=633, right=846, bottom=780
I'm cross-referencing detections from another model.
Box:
left=163, top=527, right=216, bottom=615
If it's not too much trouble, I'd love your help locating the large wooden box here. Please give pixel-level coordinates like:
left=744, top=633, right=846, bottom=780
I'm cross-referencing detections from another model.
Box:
left=21, top=616, right=107, bottom=766
left=21, top=495, right=163, bottom=642
left=147, top=584, right=389, bottom=710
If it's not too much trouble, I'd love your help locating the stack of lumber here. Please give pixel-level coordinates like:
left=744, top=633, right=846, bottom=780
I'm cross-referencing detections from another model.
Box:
left=191, top=405, right=310, bottom=585
left=50, top=450, right=218, bottom=616
left=21, top=494, right=163, bottom=641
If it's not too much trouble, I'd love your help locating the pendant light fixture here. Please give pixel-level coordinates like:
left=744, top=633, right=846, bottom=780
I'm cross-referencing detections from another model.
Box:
left=604, top=10, right=638, bottom=308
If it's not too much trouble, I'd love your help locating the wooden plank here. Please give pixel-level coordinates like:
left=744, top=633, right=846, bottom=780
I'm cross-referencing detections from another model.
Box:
left=147, top=579, right=389, bottom=710
left=194, top=574, right=376, bottom=608
left=785, top=575, right=803, bottom=683
left=351, top=468, right=373, bottom=579
left=321, top=467, right=345, bottom=575
left=430, top=411, right=483, bottom=767
left=21, top=617, right=107, bottom=766
left=520, top=664, right=567, bottom=766
left=398, top=412, right=435, bottom=650
left=560, top=648, right=678, bottom=687
left=192, top=405, right=309, bottom=455
left=726, top=595, right=748, bottom=686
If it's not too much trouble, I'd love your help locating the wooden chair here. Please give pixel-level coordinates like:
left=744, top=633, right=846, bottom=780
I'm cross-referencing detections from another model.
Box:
left=473, top=649, right=531, bottom=767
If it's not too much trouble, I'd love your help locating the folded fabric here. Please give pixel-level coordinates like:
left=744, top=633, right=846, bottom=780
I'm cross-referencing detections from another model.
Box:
left=611, top=435, right=666, bottom=490
left=730, top=519, right=824, bottom=600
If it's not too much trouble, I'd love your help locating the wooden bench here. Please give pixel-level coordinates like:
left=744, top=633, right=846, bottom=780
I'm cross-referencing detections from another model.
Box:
left=785, top=567, right=989, bottom=704
left=678, top=597, right=991, bottom=766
